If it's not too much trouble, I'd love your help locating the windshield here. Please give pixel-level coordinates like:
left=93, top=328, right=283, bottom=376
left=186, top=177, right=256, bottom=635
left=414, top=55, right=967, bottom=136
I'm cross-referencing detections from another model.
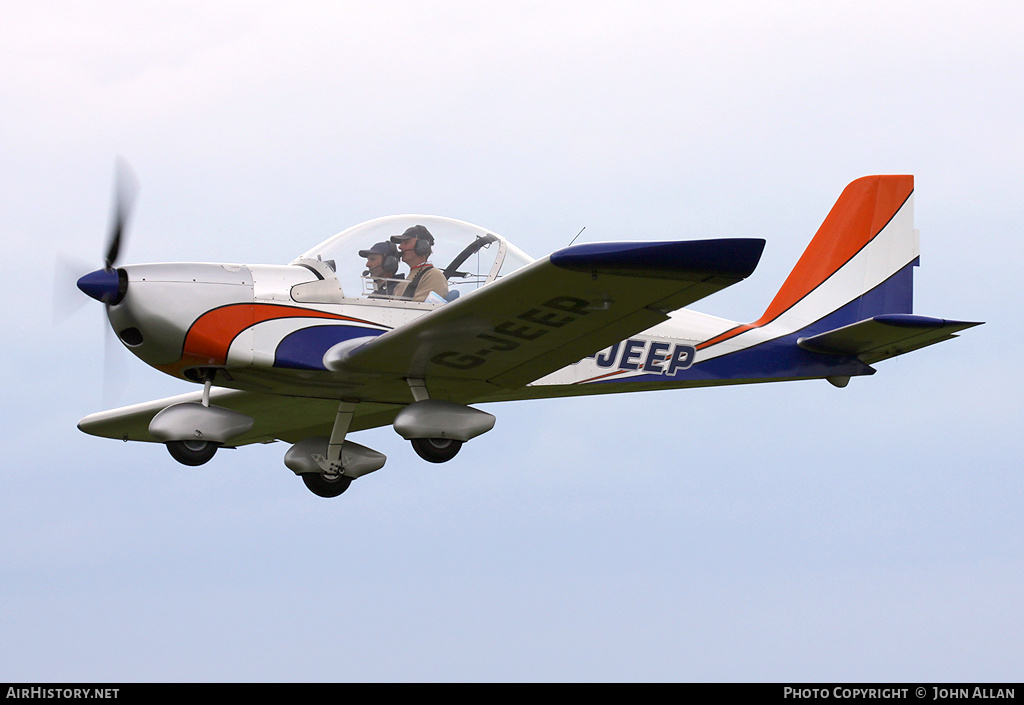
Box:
left=294, top=215, right=533, bottom=300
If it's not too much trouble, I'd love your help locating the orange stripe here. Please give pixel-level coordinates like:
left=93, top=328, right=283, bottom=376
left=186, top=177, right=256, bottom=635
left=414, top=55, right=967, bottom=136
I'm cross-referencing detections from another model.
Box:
left=575, top=369, right=627, bottom=384
left=696, top=323, right=755, bottom=351
left=158, top=304, right=380, bottom=376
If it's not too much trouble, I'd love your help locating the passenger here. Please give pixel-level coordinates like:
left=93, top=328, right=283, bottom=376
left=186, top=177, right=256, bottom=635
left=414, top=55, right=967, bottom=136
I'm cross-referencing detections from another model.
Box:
left=390, top=225, right=449, bottom=302
left=358, top=241, right=403, bottom=298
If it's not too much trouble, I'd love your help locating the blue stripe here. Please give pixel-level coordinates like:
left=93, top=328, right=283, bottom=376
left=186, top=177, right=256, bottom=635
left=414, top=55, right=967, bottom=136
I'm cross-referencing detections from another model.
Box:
left=592, top=260, right=918, bottom=385
left=274, top=325, right=386, bottom=371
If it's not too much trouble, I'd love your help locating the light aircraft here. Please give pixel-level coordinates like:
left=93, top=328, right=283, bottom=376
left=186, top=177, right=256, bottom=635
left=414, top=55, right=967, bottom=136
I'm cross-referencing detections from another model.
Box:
left=74, top=173, right=981, bottom=498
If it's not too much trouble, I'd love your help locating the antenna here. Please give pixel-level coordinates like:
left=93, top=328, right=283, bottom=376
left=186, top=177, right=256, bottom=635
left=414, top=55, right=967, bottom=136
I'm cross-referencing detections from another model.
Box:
left=568, top=226, right=586, bottom=247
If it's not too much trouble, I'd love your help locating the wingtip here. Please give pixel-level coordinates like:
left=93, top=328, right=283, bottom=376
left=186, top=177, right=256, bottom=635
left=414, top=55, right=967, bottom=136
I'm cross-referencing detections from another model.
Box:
left=551, top=238, right=767, bottom=281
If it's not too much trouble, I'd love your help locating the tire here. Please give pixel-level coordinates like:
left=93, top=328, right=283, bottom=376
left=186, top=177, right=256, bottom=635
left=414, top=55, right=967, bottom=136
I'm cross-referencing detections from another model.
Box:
left=411, top=437, right=463, bottom=463
left=302, top=472, right=352, bottom=498
left=166, top=439, right=219, bottom=466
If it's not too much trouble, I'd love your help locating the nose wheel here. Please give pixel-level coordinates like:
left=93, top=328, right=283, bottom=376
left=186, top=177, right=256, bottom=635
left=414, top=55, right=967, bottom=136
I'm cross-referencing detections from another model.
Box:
left=411, top=437, right=463, bottom=463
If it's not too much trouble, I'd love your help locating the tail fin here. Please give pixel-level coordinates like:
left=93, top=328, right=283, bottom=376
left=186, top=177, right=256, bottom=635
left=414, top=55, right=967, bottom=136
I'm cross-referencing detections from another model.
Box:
left=698, top=175, right=980, bottom=362
left=757, top=174, right=918, bottom=332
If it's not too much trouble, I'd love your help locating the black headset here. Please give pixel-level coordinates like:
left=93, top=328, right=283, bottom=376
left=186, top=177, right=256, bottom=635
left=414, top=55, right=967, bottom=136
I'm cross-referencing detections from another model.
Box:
left=381, top=242, right=400, bottom=274
left=413, top=233, right=433, bottom=257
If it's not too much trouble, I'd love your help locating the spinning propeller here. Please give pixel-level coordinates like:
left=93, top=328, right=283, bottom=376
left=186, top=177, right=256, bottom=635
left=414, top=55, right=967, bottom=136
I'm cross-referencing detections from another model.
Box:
left=76, top=159, right=136, bottom=304
left=56, top=159, right=139, bottom=404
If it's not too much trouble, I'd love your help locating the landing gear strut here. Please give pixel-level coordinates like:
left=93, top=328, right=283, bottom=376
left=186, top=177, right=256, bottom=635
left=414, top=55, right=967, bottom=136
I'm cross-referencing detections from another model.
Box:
left=395, top=379, right=491, bottom=465
left=153, top=371, right=249, bottom=468
left=284, top=402, right=386, bottom=498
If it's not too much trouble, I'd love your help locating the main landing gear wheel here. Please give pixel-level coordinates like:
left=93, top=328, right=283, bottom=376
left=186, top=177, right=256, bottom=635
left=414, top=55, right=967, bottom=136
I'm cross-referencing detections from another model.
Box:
left=302, top=472, right=352, bottom=498
left=166, top=440, right=219, bottom=466
left=411, top=437, right=463, bottom=463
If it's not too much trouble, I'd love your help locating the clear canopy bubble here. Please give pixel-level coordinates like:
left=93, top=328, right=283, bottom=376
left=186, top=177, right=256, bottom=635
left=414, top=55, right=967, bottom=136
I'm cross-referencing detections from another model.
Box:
left=294, top=215, right=533, bottom=300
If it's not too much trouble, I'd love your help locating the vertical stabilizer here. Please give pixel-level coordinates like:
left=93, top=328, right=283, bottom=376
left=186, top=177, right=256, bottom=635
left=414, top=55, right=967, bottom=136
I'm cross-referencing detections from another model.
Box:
left=699, top=175, right=919, bottom=352
left=756, top=174, right=917, bottom=331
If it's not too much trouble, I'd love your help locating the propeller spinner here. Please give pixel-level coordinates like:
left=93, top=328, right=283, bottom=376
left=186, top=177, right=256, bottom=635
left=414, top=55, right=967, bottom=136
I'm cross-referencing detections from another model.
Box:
left=77, top=267, right=128, bottom=304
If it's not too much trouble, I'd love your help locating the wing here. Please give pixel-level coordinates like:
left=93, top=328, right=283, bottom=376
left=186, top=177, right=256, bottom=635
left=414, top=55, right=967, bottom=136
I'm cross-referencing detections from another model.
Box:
left=338, top=238, right=765, bottom=389
left=78, top=388, right=402, bottom=445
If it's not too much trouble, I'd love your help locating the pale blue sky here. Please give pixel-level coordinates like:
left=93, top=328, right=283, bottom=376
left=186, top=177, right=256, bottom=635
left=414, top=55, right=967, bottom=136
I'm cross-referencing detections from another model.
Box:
left=2, top=1, right=1021, bottom=681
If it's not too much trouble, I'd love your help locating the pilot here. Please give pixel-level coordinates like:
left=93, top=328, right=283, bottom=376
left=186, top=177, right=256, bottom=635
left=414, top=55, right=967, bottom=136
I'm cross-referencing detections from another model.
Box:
left=390, top=225, right=449, bottom=302
left=358, top=241, right=403, bottom=298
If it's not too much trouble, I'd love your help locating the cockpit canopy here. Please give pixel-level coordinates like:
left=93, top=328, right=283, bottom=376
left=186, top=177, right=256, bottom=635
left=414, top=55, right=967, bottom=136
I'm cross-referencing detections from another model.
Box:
left=293, top=215, right=534, bottom=301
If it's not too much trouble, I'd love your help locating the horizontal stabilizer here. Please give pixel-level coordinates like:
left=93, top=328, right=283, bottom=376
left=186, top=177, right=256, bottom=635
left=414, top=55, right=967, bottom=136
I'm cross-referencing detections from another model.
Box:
left=797, top=314, right=983, bottom=364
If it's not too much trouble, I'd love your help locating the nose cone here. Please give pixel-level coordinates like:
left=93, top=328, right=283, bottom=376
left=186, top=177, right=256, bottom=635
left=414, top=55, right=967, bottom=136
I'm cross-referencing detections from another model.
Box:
left=77, top=268, right=127, bottom=304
